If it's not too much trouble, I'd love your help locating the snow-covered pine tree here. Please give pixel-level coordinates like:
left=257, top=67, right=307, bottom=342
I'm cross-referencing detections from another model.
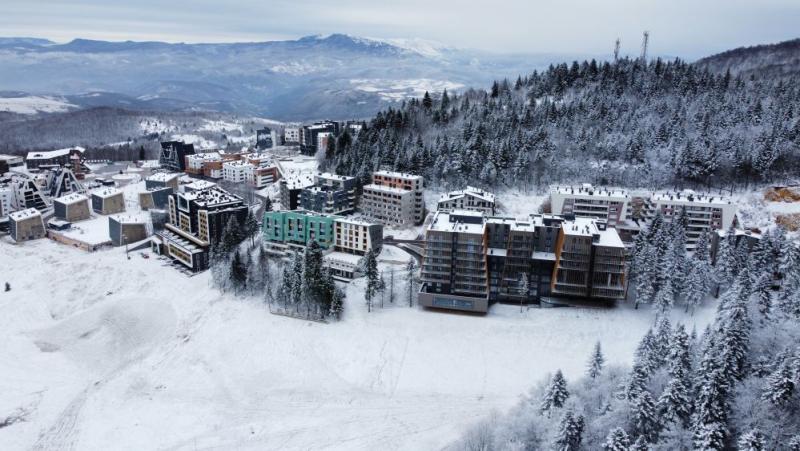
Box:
left=601, top=428, right=630, bottom=451
left=632, top=390, right=659, bottom=443
left=626, top=362, right=650, bottom=402
left=737, top=429, right=765, bottom=451
left=230, top=249, right=247, bottom=293
left=540, top=369, right=570, bottom=416
left=586, top=341, right=605, bottom=380
left=552, top=409, right=584, bottom=451
left=789, top=435, right=800, bottom=451
left=363, top=249, right=379, bottom=312
left=630, top=435, right=649, bottom=451
left=406, top=259, right=417, bottom=307
left=244, top=209, right=259, bottom=246
left=761, top=356, right=796, bottom=405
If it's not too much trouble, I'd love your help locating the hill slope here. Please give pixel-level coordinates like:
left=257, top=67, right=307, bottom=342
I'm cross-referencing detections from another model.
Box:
left=695, top=38, right=800, bottom=78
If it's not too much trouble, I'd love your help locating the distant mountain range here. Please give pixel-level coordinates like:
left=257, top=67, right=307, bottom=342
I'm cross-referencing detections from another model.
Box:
left=0, top=34, right=590, bottom=120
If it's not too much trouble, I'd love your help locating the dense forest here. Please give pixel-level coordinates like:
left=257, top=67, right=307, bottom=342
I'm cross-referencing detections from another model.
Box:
left=327, top=57, right=800, bottom=191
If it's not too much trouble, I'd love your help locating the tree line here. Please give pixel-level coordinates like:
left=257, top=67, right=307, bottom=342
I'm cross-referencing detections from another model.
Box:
left=325, top=57, right=800, bottom=192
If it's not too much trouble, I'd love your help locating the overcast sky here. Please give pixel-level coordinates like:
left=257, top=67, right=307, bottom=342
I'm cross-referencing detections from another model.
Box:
left=2, top=0, right=799, bottom=58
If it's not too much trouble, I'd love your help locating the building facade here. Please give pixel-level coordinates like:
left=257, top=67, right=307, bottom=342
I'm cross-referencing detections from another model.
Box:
left=279, top=173, right=315, bottom=210
left=9, top=208, right=46, bottom=242
left=159, top=141, right=195, bottom=172
left=91, top=188, right=125, bottom=215
left=360, top=171, right=424, bottom=227
left=437, top=186, right=496, bottom=215
left=647, top=191, right=737, bottom=250
left=26, top=147, right=85, bottom=171
left=298, top=173, right=357, bottom=215
left=152, top=186, right=248, bottom=271
left=418, top=211, right=627, bottom=313
left=549, top=185, right=630, bottom=228
left=262, top=210, right=337, bottom=257
left=53, top=193, right=91, bottom=222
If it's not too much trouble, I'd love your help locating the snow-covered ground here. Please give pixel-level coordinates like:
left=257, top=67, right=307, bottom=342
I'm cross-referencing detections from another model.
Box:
left=0, top=237, right=717, bottom=450
left=0, top=95, right=78, bottom=115
left=349, top=79, right=465, bottom=102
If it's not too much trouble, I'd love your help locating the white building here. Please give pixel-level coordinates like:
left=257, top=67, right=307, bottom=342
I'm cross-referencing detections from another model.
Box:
left=284, top=126, right=301, bottom=144
left=549, top=184, right=630, bottom=228
left=647, top=190, right=737, bottom=249
left=245, top=164, right=280, bottom=188
left=222, top=160, right=250, bottom=184
left=0, top=184, right=13, bottom=217
left=360, top=171, right=424, bottom=227
left=437, top=186, right=496, bottom=215
left=334, top=217, right=383, bottom=255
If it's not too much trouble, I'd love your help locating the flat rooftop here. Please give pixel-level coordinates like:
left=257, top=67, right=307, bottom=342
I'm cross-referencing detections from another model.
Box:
left=551, top=184, right=629, bottom=199
left=650, top=190, right=732, bottom=206
left=428, top=211, right=485, bottom=234
left=55, top=192, right=88, bottom=205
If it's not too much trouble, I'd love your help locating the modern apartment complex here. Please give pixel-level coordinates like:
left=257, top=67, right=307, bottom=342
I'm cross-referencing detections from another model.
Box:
left=648, top=191, right=737, bottom=249
left=360, top=170, right=424, bottom=227
left=25, top=146, right=86, bottom=171
left=550, top=184, right=738, bottom=250
left=185, top=152, right=223, bottom=178
left=152, top=186, right=248, bottom=271
left=279, top=173, right=316, bottom=210
left=549, top=185, right=630, bottom=227
left=262, top=210, right=383, bottom=280
left=418, top=210, right=627, bottom=313
left=437, top=186, right=496, bottom=215
left=299, top=173, right=358, bottom=215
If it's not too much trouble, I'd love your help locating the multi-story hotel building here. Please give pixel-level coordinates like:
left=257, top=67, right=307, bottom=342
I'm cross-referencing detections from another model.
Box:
left=185, top=152, right=223, bottom=179
left=152, top=186, right=248, bottom=271
left=647, top=191, right=737, bottom=250
left=361, top=170, right=424, bottom=227
left=418, top=210, right=627, bottom=313
left=299, top=173, right=358, bottom=215
left=549, top=184, right=630, bottom=227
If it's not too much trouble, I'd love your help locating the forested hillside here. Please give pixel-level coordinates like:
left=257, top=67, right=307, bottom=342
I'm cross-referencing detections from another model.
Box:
left=696, top=38, right=800, bottom=79
left=328, top=57, right=800, bottom=191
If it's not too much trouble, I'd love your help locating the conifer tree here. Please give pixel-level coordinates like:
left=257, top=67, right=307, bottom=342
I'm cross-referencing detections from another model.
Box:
left=601, top=428, right=630, bottom=451
left=632, top=390, right=659, bottom=443
left=553, top=409, right=584, bottom=451
left=541, top=370, right=570, bottom=416
left=586, top=341, right=605, bottom=380
left=630, top=435, right=649, bottom=451
left=363, top=249, right=379, bottom=312
left=626, top=362, right=650, bottom=402
left=406, top=259, right=417, bottom=307
left=737, top=429, right=765, bottom=451
left=230, top=249, right=247, bottom=293
left=762, top=356, right=796, bottom=405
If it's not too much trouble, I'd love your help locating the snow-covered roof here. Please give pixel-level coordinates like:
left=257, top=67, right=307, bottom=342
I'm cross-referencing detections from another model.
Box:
left=650, top=190, right=731, bottom=206
left=54, top=192, right=88, bottom=205
left=26, top=146, right=85, bottom=160
left=283, top=173, right=315, bottom=190
left=596, top=229, right=625, bottom=248
left=550, top=184, right=629, bottom=199
left=323, top=251, right=364, bottom=266
left=182, top=186, right=242, bottom=207
left=183, top=179, right=216, bottom=191
left=9, top=207, right=41, bottom=221
left=428, top=211, right=485, bottom=234
left=146, top=172, right=181, bottom=182
left=92, top=187, right=122, bottom=199
left=562, top=217, right=600, bottom=237
left=373, top=170, right=421, bottom=180
left=186, top=152, right=221, bottom=161
left=439, top=186, right=495, bottom=203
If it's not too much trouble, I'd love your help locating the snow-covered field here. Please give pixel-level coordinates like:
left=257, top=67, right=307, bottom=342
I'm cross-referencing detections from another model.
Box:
left=0, top=96, right=78, bottom=115
left=0, top=237, right=716, bottom=450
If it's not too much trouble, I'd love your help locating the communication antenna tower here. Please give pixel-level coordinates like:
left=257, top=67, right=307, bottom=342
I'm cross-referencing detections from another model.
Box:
left=613, top=38, right=620, bottom=61
left=640, top=31, right=649, bottom=62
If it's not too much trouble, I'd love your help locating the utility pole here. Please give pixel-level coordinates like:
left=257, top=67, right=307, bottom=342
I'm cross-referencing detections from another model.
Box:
left=640, top=31, right=649, bottom=63
left=613, top=38, right=621, bottom=62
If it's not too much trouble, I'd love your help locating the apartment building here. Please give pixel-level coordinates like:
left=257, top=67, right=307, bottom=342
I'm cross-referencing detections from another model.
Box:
left=256, top=127, right=275, bottom=150
left=91, top=188, right=125, bottom=215
left=299, top=173, right=357, bottom=215
left=549, top=184, right=630, bottom=227
left=647, top=190, right=737, bottom=250
left=262, top=210, right=338, bottom=257
left=26, top=146, right=85, bottom=171
left=145, top=172, right=181, bottom=192
left=334, top=217, right=383, bottom=255
left=159, top=141, right=195, bottom=172
left=185, top=152, right=223, bottom=178
left=300, top=121, right=339, bottom=155
left=551, top=217, right=626, bottom=300
left=247, top=164, right=280, bottom=188
left=284, top=125, right=301, bottom=144
left=361, top=170, right=424, bottom=227
left=262, top=210, right=383, bottom=280
left=279, top=173, right=315, bottom=210
left=222, top=160, right=250, bottom=184
left=418, top=211, right=627, bottom=313
left=152, top=185, right=247, bottom=271
left=437, top=186, right=496, bottom=215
